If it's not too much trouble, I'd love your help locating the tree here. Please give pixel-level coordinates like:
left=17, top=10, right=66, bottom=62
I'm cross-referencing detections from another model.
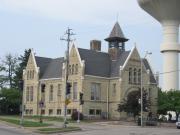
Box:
left=0, top=63, right=7, bottom=89
left=0, top=88, right=22, bottom=114
left=158, top=89, right=180, bottom=121
left=118, top=89, right=150, bottom=119
left=166, top=90, right=180, bottom=121
left=157, top=89, right=168, bottom=115
left=0, top=54, right=18, bottom=88
left=13, top=49, right=31, bottom=89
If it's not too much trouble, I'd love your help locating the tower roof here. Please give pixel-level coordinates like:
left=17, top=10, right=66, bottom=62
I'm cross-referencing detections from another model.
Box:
left=105, top=22, right=128, bottom=42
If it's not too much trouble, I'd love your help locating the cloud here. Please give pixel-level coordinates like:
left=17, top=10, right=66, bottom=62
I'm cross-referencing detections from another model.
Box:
left=0, top=0, right=155, bottom=25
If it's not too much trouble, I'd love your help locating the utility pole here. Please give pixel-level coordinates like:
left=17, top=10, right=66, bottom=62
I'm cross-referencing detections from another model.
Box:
left=60, top=28, right=75, bottom=128
left=140, top=51, right=152, bottom=127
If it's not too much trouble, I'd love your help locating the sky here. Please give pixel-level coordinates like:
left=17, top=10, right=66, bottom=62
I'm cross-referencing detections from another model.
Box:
left=0, top=0, right=179, bottom=87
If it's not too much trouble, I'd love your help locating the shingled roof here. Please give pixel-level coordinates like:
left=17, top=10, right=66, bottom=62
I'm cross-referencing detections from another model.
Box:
left=35, top=56, right=64, bottom=79
left=143, top=58, right=157, bottom=84
left=105, top=22, right=128, bottom=42
left=78, top=48, right=130, bottom=77
left=34, top=49, right=156, bottom=83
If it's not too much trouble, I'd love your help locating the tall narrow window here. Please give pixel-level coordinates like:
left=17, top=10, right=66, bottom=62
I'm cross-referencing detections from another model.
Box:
left=27, top=71, right=29, bottom=80
left=138, top=69, right=141, bottom=84
left=73, top=82, right=78, bottom=100
left=32, top=70, right=34, bottom=79
left=26, top=87, right=29, bottom=102
left=75, top=64, right=78, bottom=74
left=91, top=83, right=101, bottom=101
left=30, top=86, right=33, bottom=101
left=49, top=85, right=53, bottom=101
left=129, top=68, right=132, bottom=84
left=30, top=70, right=32, bottom=79
left=112, top=83, right=116, bottom=96
left=58, top=84, right=62, bottom=96
left=134, top=68, right=137, bottom=84
left=69, top=65, right=71, bottom=75
left=72, top=64, right=74, bottom=74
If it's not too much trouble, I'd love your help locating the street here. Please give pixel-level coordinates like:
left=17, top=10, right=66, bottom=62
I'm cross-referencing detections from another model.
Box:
left=0, top=121, right=180, bottom=135
left=67, top=124, right=180, bottom=135
left=0, top=123, right=37, bottom=135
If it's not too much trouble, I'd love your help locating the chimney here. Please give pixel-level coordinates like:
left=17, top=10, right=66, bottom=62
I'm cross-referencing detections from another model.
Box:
left=90, top=40, right=101, bottom=51
left=108, top=48, right=118, bottom=61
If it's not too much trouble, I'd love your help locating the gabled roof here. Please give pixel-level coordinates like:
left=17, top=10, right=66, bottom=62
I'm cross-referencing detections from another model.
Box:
left=105, top=22, right=128, bottom=42
left=78, top=48, right=130, bottom=77
left=35, top=56, right=64, bottom=79
left=142, top=59, right=157, bottom=84
left=78, top=48, right=111, bottom=77
left=110, top=51, right=130, bottom=77
left=41, top=58, right=64, bottom=79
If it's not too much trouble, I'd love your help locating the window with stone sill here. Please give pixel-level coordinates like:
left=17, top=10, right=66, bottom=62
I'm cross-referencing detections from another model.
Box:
left=69, top=65, right=71, bottom=75
left=134, top=68, right=137, bottom=84
left=49, top=85, right=54, bottom=102
left=30, top=70, right=32, bottom=79
left=72, top=64, right=74, bottom=74
left=112, top=83, right=116, bottom=97
left=91, top=83, right=101, bottom=101
left=138, top=69, right=141, bottom=84
left=58, top=84, right=62, bottom=96
left=75, top=64, right=78, bottom=74
left=96, top=109, right=102, bottom=115
left=73, top=82, right=78, bottom=100
left=57, top=109, right=61, bottom=115
left=49, top=109, right=53, bottom=116
left=30, top=86, right=33, bottom=102
left=26, top=86, right=30, bottom=102
left=129, top=68, right=132, bottom=84
left=27, top=71, right=30, bottom=80
left=32, top=70, right=34, bottom=79
left=89, top=109, right=95, bottom=115
left=67, top=109, right=72, bottom=115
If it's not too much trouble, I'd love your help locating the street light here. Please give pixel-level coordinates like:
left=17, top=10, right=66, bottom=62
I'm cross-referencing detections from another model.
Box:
left=141, top=51, right=152, bottom=127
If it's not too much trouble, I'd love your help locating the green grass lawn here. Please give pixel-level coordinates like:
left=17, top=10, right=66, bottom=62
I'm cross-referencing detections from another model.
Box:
left=37, top=127, right=81, bottom=134
left=0, top=117, right=50, bottom=127
left=25, top=115, right=64, bottom=122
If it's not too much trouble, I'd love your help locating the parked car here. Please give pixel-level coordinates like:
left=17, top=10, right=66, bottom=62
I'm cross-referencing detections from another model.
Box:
left=176, top=121, right=180, bottom=129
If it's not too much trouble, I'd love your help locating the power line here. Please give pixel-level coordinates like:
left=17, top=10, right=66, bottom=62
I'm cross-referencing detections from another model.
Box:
left=155, top=69, right=180, bottom=76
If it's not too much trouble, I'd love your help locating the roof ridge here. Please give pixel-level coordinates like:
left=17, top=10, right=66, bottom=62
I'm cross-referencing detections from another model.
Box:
left=78, top=48, right=109, bottom=55
left=35, top=56, right=64, bottom=60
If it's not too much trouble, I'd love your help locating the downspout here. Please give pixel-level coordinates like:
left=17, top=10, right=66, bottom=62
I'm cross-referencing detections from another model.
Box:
left=107, top=79, right=110, bottom=120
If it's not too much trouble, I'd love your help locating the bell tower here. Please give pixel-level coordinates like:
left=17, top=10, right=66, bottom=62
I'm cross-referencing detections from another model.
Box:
left=105, top=22, right=128, bottom=60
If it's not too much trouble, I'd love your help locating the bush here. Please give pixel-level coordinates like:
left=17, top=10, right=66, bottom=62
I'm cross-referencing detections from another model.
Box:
left=71, top=111, right=84, bottom=121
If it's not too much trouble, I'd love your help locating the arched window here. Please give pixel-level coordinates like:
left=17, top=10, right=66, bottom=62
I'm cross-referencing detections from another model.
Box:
left=30, top=86, right=33, bottom=101
left=30, top=70, right=32, bottom=79
left=75, top=64, right=78, bottom=74
left=27, top=71, right=29, bottom=80
left=49, top=85, right=53, bottom=101
left=129, top=68, right=132, bottom=84
left=32, top=70, right=34, bottom=79
left=138, top=69, right=141, bottom=84
left=69, top=65, right=71, bottom=75
left=134, top=68, right=137, bottom=84
left=26, top=86, right=29, bottom=102
left=72, top=64, right=74, bottom=75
